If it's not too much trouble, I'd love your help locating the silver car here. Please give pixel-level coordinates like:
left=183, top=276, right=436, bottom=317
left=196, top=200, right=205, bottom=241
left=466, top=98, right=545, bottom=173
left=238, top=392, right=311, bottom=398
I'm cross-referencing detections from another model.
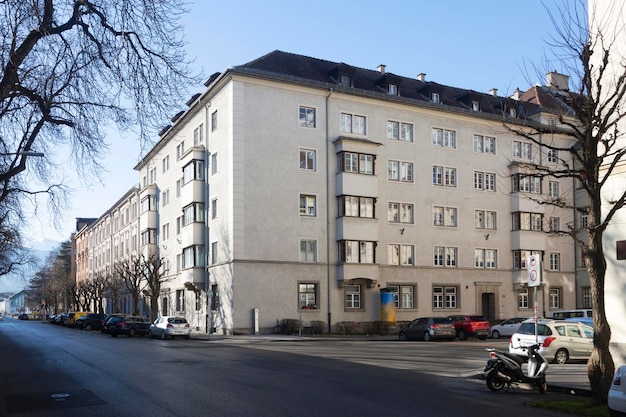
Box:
left=148, top=316, right=191, bottom=340
left=489, top=316, right=532, bottom=339
left=509, top=319, right=593, bottom=364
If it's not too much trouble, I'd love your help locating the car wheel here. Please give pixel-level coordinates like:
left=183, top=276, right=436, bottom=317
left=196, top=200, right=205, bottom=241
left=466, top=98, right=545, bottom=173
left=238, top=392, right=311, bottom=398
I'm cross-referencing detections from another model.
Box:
left=160, top=330, right=166, bottom=340
left=185, top=335, right=190, bottom=340
left=423, top=332, right=432, bottom=342
left=457, top=330, right=467, bottom=340
left=491, top=330, right=500, bottom=339
left=85, top=324, right=93, bottom=331
left=148, top=330, right=153, bottom=339
left=128, top=328, right=136, bottom=337
left=398, top=331, right=407, bottom=341
left=554, top=348, right=569, bottom=364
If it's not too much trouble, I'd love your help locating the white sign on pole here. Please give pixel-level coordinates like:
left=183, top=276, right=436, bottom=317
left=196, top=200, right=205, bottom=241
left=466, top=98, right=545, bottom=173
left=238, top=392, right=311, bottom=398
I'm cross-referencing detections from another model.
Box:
left=527, top=255, right=541, bottom=287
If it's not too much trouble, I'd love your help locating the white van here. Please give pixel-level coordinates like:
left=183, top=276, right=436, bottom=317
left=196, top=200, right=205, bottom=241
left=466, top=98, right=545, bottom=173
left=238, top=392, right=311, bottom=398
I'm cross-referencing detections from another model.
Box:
left=551, top=309, right=593, bottom=323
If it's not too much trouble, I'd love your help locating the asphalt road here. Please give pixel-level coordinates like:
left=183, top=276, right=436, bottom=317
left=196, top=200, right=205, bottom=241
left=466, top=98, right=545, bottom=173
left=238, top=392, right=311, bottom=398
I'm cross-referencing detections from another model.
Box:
left=0, top=318, right=588, bottom=417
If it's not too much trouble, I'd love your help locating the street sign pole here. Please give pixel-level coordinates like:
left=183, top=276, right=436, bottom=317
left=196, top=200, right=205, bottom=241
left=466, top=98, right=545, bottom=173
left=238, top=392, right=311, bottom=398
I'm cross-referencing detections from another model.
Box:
left=527, top=255, right=541, bottom=344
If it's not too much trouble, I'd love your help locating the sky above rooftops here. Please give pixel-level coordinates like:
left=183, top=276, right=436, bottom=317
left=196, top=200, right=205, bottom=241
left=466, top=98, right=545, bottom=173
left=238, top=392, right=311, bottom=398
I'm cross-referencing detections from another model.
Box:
left=5, top=0, right=573, bottom=292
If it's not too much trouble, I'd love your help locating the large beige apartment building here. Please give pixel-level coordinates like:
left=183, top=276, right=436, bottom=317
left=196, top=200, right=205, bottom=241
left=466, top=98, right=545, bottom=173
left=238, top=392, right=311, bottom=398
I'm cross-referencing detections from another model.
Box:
left=75, top=50, right=580, bottom=335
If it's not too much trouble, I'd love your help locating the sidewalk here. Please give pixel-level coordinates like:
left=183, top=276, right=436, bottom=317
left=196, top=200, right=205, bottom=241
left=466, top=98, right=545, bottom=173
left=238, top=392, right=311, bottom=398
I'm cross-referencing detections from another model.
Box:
left=190, top=330, right=592, bottom=396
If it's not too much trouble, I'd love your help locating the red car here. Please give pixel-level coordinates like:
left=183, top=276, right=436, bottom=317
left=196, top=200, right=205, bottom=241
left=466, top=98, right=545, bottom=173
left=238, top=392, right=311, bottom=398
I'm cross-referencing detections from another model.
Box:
left=448, top=315, right=490, bottom=340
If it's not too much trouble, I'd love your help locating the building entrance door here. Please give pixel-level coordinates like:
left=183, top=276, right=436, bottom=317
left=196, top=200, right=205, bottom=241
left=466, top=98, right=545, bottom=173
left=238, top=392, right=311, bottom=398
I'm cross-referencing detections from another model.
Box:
left=481, top=292, right=496, bottom=322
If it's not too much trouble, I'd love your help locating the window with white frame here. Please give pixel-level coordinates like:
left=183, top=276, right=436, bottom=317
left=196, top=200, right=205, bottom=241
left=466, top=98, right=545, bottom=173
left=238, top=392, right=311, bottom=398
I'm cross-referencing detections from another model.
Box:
left=176, top=141, right=185, bottom=159
left=431, top=92, right=440, bottom=103
left=339, top=240, right=375, bottom=264
left=580, top=209, right=589, bottom=228
left=549, top=288, right=561, bottom=309
left=474, top=210, right=497, bottom=230
left=345, top=285, right=361, bottom=309
left=388, top=84, right=398, bottom=95
left=388, top=244, right=414, bottom=266
left=176, top=289, right=185, bottom=312
left=140, top=228, right=157, bottom=246
left=161, top=189, right=169, bottom=207
left=162, top=155, right=170, bottom=173
left=299, top=239, right=317, bottom=262
left=211, top=198, right=217, bottom=219
left=183, top=202, right=205, bottom=226
left=340, top=112, right=366, bottom=135
left=299, top=149, right=316, bottom=171
left=475, top=248, right=497, bottom=268
left=299, top=194, right=316, bottom=217
left=338, top=195, right=374, bottom=218
left=338, top=151, right=374, bottom=175
left=299, top=283, right=318, bottom=309
left=513, top=140, right=532, bottom=160
left=512, top=174, right=542, bottom=194
left=549, top=217, right=560, bottom=233
left=433, top=166, right=456, bottom=187
left=433, top=206, right=457, bottom=227
left=472, top=101, right=480, bottom=111
left=388, top=160, right=414, bottom=182
left=582, top=287, right=591, bottom=308
left=211, top=241, right=217, bottom=264
left=149, top=167, right=156, bottom=184
left=512, top=212, right=543, bottom=231
left=387, top=120, right=414, bottom=142
left=183, top=245, right=205, bottom=268
left=512, top=250, right=542, bottom=269
left=549, top=253, right=561, bottom=271
left=183, top=160, right=205, bottom=184
left=433, top=246, right=457, bottom=267
left=387, top=285, right=415, bottom=309
left=473, top=134, right=496, bottom=155
left=299, top=106, right=316, bottom=128
left=547, top=148, right=559, bottom=163
left=548, top=181, right=560, bottom=198
left=339, top=74, right=352, bottom=87
left=518, top=289, right=529, bottom=309
left=387, top=202, right=413, bottom=224
left=433, top=286, right=457, bottom=309
left=194, top=124, right=204, bottom=145
left=141, top=195, right=157, bottom=213
left=474, top=171, right=496, bottom=191
left=211, top=153, right=217, bottom=175
left=162, top=223, right=170, bottom=241
left=432, top=128, right=457, bottom=148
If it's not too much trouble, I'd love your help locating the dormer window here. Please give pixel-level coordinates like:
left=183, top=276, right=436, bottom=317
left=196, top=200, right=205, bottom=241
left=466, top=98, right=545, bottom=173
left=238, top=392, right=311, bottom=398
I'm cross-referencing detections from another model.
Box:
left=432, top=93, right=440, bottom=104
left=509, top=108, right=517, bottom=117
left=388, top=84, right=398, bottom=95
left=472, top=101, right=480, bottom=111
left=340, top=74, right=352, bottom=87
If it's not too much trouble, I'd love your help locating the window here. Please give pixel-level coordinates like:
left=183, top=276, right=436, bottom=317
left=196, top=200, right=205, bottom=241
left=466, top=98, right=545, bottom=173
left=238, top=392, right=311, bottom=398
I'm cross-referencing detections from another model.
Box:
left=299, top=283, right=318, bottom=309
left=141, top=195, right=157, bottom=213
left=339, top=74, right=352, bottom=87
left=162, top=223, right=170, bottom=241
left=388, top=160, right=414, bottom=182
left=518, top=289, right=529, bottom=309
left=388, top=244, right=414, bottom=265
left=549, top=217, right=560, bottom=233
left=472, top=100, right=480, bottom=111
left=582, top=287, right=591, bottom=308
left=211, top=198, right=217, bottom=219
left=345, top=285, right=361, bottom=309
left=431, top=92, right=440, bottom=103
left=211, top=153, right=217, bottom=175
left=299, top=149, right=316, bottom=171
left=338, top=151, right=374, bottom=175
left=475, top=248, right=498, bottom=268
left=182, top=245, right=205, bottom=268
left=433, top=206, right=457, bottom=227
left=549, top=253, right=561, bottom=271
left=299, top=106, right=316, bottom=128
left=432, top=128, right=457, bottom=149
left=340, top=112, right=366, bottom=135
left=387, top=121, right=414, bottom=142
left=433, top=166, right=456, bottom=187
left=183, top=202, right=205, bottom=226
left=549, top=288, right=561, bottom=309
left=339, top=240, right=375, bottom=264
left=513, top=140, right=532, bottom=160
left=387, top=285, right=415, bottom=309
left=433, top=286, right=457, bottom=309
left=140, top=228, right=157, bottom=246
left=434, top=246, right=457, bottom=267
left=547, top=148, right=559, bottom=163
left=549, top=181, right=560, bottom=198
left=183, top=160, right=205, bottom=184
left=387, top=202, right=413, bottom=224
left=512, top=212, right=543, bottom=231
left=473, top=134, right=496, bottom=154
left=474, top=210, right=497, bottom=230
left=193, top=124, right=204, bottom=145
left=299, top=194, right=316, bottom=216
left=474, top=171, right=496, bottom=191
left=162, top=155, right=170, bottom=173
left=176, top=216, right=182, bottom=235
left=176, top=289, right=185, bottom=312
left=388, top=84, right=398, bottom=95
left=338, top=195, right=374, bottom=218
left=211, top=241, right=217, bottom=264
left=580, top=209, right=589, bottom=228
left=512, top=174, right=542, bottom=194
left=149, top=167, right=157, bottom=184
left=161, top=189, right=169, bottom=207
left=211, top=110, right=217, bottom=132
left=509, top=108, right=517, bottom=117
left=176, top=141, right=185, bottom=159
left=299, top=239, right=317, bottom=262
left=512, top=250, right=542, bottom=269
left=176, top=178, right=183, bottom=197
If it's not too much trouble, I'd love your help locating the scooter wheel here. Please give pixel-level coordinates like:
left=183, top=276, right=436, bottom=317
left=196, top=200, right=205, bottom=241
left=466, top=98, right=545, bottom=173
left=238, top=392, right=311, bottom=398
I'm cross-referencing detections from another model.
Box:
left=537, top=377, right=547, bottom=394
left=486, top=371, right=506, bottom=392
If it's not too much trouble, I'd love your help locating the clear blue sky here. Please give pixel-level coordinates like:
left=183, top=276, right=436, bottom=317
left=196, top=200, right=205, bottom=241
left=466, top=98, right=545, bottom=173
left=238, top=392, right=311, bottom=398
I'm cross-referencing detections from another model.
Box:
left=9, top=0, right=568, bottom=291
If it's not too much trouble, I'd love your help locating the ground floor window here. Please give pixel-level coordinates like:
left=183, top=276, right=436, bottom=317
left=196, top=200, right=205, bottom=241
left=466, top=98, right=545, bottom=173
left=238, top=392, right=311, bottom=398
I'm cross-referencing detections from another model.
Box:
left=345, top=285, right=361, bottom=309
left=387, top=285, right=415, bottom=309
left=298, top=283, right=318, bottom=310
left=433, top=285, right=457, bottom=309
left=582, top=287, right=591, bottom=308
left=518, top=289, right=529, bottom=309
left=549, top=287, right=561, bottom=309
left=176, top=289, right=185, bottom=312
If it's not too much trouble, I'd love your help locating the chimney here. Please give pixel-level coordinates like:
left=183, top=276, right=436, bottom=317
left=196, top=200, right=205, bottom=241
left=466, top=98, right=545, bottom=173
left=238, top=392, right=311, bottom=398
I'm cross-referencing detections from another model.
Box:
left=489, top=88, right=498, bottom=96
left=546, top=71, right=569, bottom=91
left=377, top=64, right=386, bottom=74
left=417, top=73, right=426, bottom=82
left=510, top=87, right=522, bottom=101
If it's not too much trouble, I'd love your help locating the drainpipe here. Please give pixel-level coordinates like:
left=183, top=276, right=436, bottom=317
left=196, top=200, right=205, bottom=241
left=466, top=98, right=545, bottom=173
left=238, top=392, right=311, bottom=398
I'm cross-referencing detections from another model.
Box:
left=204, top=101, right=211, bottom=335
left=326, top=88, right=333, bottom=333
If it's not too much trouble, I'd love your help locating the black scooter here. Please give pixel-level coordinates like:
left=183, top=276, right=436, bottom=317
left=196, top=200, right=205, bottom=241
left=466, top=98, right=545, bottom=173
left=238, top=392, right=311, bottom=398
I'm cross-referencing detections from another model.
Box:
left=484, top=343, right=548, bottom=393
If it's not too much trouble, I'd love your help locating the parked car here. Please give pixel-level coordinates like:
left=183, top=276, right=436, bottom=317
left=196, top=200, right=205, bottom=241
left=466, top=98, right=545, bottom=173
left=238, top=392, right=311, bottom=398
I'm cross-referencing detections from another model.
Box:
left=53, top=313, right=68, bottom=325
left=66, top=312, right=90, bottom=328
left=0, top=313, right=3, bottom=321
left=398, top=317, right=456, bottom=341
left=447, top=315, right=490, bottom=340
left=609, top=365, right=626, bottom=417
left=18, top=313, right=29, bottom=320
left=509, top=318, right=593, bottom=364
left=76, top=313, right=108, bottom=331
left=103, top=315, right=151, bottom=337
left=148, top=316, right=192, bottom=340
left=489, top=317, right=532, bottom=339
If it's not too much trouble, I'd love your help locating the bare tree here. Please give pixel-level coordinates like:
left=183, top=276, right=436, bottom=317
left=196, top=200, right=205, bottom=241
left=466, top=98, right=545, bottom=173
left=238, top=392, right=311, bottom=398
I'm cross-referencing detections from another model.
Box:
left=114, top=257, right=145, bottom=316
left=504, top=1, right=626, bottom=404
left=105, top=273, right=125, bottom=314
left=142, top=251, right=170, bottom=321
